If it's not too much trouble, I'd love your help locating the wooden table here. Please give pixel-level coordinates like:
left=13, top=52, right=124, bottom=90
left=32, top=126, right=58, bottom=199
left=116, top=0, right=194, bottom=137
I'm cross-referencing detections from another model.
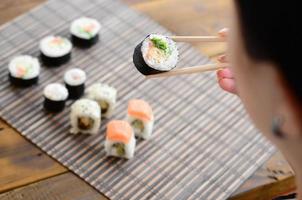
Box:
left=0, top=0, right=296, bottom=199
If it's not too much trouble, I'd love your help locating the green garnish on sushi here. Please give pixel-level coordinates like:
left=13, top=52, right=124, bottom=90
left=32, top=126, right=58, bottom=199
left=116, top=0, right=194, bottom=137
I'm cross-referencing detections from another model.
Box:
left=151, top=37, right=171, bottom=55
left=113, top=143, right=125, bottom=156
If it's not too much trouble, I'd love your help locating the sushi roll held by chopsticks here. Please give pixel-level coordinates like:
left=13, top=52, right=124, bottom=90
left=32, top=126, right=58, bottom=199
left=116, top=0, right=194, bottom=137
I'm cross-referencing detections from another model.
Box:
left=133, top=34, right=227, bottom=78
left=70, top=99, right=101, bottom=135
left=40, top=36, right=72, bottom=66
left=133, top=34, right=179, bottom=75
left=127, top=99, right=154, bottom=140
left=8, top=55, right=40, bottom=87
left=105, top=120, right=136, bottom=159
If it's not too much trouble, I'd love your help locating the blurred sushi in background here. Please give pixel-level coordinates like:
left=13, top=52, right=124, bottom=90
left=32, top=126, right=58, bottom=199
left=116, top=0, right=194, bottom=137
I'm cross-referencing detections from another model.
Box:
left=43, top=83, right=68, bottom=112
left=70, top=99, right=101, bottom=135
left=127, top=99, right=154, bottom=140
left=105, top=120, right=136, bottom=159
left=40, top=36, right=72, bottom=66
left=70, top=17, right=101, bottom=48
left=86, top=83, right=117, bottom=118
left=64, top=68, right=86, bottom=99
left=133, top=34, right=178, bottom=75
left=8, top=55, right=40, bottom=87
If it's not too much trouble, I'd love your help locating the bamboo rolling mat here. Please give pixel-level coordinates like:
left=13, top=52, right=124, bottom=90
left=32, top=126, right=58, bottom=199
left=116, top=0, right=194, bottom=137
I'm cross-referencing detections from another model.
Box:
left=0, top=0, right=276, bottom=199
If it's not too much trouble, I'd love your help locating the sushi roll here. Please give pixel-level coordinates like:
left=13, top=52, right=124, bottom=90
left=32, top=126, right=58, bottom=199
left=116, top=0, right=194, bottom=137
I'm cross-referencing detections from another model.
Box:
left=43, top=83, right=68, bottom=112
left=105, top=120, right=136, bottom=159
left=70, top=99, right=101, bottom=135
left=40, top=36, right=72, bottom=66
left=85, top=83, right=117, bottom=118
left=133, top=34, right=179, bottom=75
left=8, top=55, right=40, bottom=87
left=70, top=17, right=101, bottom=48
left=127, top=99, right=154, bottom=139
left=64, top=68, right=86, bottom=99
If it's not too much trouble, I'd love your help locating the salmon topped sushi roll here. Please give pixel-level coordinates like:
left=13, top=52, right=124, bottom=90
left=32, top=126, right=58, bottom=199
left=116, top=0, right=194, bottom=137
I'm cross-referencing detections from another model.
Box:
left=127, top=99, right=154, bottom=139
left=105, top=120, right=136, bottom=159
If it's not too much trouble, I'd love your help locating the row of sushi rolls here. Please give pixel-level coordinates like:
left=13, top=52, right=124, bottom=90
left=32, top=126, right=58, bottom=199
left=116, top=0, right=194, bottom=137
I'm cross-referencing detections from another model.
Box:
left=8, top=15, right=179, bottom=159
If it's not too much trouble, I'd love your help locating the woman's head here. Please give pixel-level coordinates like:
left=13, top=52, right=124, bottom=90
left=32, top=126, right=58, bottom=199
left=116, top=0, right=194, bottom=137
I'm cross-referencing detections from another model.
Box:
left=228, top=1, right=302, bottom=164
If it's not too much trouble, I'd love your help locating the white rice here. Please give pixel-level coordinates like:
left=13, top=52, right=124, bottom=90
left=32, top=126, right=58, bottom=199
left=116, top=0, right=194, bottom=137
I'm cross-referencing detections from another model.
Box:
left=40, top=36, right=72, bottom=57
left=64, top=68, right=86, bottom=86
left=70, top=17, right=101, bottom=40
left=8, top=55, right=40, bottom=79
left=70, top=99, right=101, bottom=135
left=105, top=134, right=136, bottom=159
left=127, top=115, right=154, bottom=140
left=141, top=34, right=178, bottom=71
left=85, top=83, right=117, bottom=118
left=43, top=83, right=68, bottom=101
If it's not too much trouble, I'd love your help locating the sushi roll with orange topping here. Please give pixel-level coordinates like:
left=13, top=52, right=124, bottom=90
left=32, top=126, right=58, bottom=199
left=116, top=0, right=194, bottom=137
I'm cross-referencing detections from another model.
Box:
left=40, top=36, right=72, bottom=66
left=105, top=120, right=136, bottom=159
left=8, top=55, right=40, bottom=87
left=70, top=17, right=101, bottom=48
left=133, top=34, right=179, bottom=75
left=127, top=99, right=154, bottom=139
left=70, top=99, right=101, bottom=135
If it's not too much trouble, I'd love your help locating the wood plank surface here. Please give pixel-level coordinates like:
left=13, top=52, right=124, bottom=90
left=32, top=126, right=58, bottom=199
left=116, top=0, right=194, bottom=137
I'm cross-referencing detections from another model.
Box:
left=0, top=0, right=295, bottom=199
left=0, top=173, right=107, bottom=200
left=0, top=124, right=67, bottom=193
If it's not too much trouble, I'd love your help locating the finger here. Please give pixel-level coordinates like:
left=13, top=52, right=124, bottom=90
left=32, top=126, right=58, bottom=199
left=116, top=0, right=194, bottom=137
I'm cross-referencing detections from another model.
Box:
left=217, top=54, right=228, bottom=63
left=218, top=28, right=229, bottom=38
left=216, top=68, right=234, bottom=79
left=218, top=78, right=237, bottom=94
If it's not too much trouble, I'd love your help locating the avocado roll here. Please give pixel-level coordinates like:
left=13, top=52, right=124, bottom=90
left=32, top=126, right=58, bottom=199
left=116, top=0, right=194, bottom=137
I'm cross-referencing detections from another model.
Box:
left=40, top=36, right=72, bottom=66
left=8, top=55, right=40, bottom=87
left=64, top=68, right=86, bottom=99
left=70, top=17, right=101, bottom=48
left=43, top=83, right=68, bottom=112
left=133, top=34, right=179, bottom=75
left=85, top=83, right=117, bottom=118
left=70, top=99, right=101, bottom=135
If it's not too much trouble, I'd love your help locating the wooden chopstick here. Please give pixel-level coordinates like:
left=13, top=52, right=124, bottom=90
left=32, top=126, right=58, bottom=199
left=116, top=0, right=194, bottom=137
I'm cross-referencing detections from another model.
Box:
left=170, top=36, right=225, bottom=42
left=145, top=63, right=228, bottom=79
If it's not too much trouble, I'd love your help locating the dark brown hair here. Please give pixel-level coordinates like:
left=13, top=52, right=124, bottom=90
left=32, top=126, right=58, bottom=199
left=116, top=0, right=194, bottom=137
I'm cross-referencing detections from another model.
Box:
left=235, top=0, right=301, bottom=101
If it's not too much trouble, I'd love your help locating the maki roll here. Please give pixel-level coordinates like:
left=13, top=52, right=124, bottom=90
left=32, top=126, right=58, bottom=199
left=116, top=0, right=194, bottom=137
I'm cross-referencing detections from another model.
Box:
left=105, top=120, right=136, bottom=159
left=127, top=99, right=154, bottom=139
left=64, top=68, right=86, bottom=99
left=40, top=36, right=72, bottom=66
left=70, top=99, right=101, bottom=135
left=133, top=34, right=179, bottom=75
left=8, top=55, right=40, bottom=87
left=70, top=17, right=101, bottom=48
left=43, top=83, right=68, bottom=112
left=86, top=83, right=117, bottom=118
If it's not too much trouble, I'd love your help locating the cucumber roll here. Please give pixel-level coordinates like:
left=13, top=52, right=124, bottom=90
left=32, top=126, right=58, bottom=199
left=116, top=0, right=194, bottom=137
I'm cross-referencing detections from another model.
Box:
left=70, top=99, right=101, bottom=135
left=8, top=55, right=40, bottom=87
left=40, top=36, right=72, bottom=66
left=70, top=17, right=101, bottom=48
left=133, top=34, right=179, bottom=75
left=64, top=68, right=86, bottom=99
left=43, top=83, right=68, bottom=112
